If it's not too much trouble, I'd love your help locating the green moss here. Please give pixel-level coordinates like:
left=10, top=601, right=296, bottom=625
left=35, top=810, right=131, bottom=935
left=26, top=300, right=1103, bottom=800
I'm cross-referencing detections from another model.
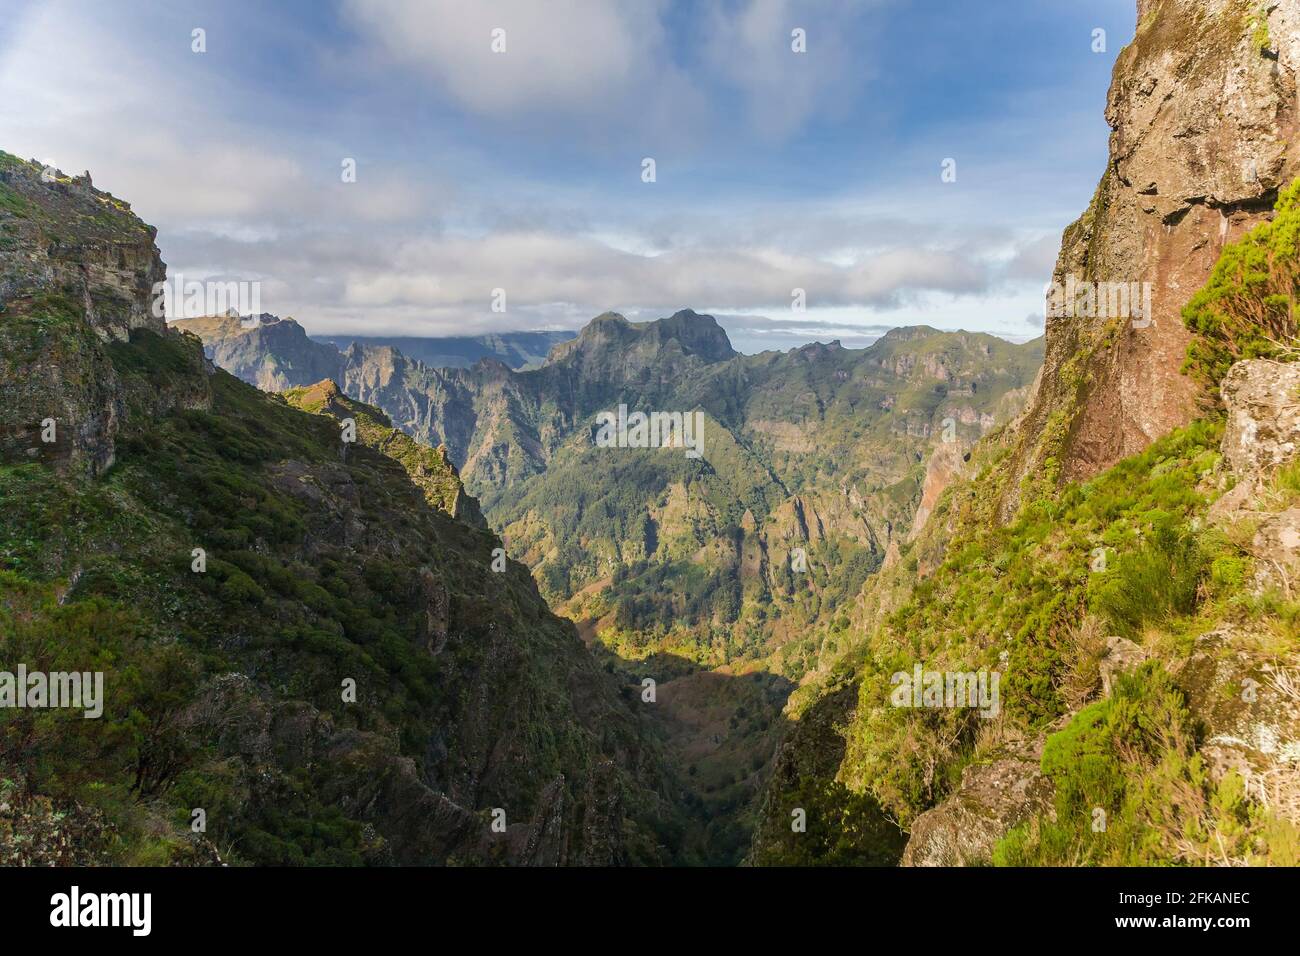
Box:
left=1248, top=6, right=1272, bottom=53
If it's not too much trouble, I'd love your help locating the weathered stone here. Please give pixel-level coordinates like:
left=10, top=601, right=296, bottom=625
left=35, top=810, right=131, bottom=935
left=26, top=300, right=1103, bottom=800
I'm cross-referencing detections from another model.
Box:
left=908, top=441, right=970, bottom=541
left=1178, top=627, right=1300, bottom=825
left=1100, top=635, right=1150, bottom=696
left=900, top=735, right=1053, bottom=867
left=1221, top=359, right=1300, bottom=477
left=999, top=0, right=1300, bottom=519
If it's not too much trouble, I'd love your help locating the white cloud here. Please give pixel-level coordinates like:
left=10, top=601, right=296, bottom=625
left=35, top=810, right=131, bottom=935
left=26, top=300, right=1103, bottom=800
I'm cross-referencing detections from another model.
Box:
left=0, top=1, right=430, bottom=231
left=342, top=0, right=691, bottom=120
left=0, top=0, right=1065, bottom=345
left=704, top=0, right=878, bottom=139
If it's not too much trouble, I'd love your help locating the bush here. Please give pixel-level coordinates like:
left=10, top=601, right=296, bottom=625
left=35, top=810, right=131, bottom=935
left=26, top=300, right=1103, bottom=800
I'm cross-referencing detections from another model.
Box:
left=995, top=662, right=1297, bottom=866
left=1183, top=178, right=1300, bottom=392
left=1089, top=520, right=1207, bottom=640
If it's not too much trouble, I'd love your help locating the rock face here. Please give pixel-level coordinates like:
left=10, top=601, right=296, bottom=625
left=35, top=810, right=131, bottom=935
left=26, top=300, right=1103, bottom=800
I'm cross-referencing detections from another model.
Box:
left=908, top=441, right=970, bottom=541
left=314, top=329, right=575, bottom=371
left=900, top=635, right=1157, bottom=867
left=900, top=736, right=1052, bottom=867
left=1000, top=0, right=1300, bottom=516
left=173, top=314, right=344, bottom=393
left=1179, top=627, right=1300, bottom=827
left=755, top=1, right=1300, bottom=869
left=282, top=379, right=487, bottom=529
left=0, top=155, right=166, bottom=341
left=1214, top=359, right=1300, bottom=595
left=0, top=152, right=199, bottom=477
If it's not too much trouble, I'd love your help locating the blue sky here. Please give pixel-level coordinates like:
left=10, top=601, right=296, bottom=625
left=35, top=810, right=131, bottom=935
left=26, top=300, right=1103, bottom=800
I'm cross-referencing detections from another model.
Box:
left=0, top=0, right=1136, bottom=351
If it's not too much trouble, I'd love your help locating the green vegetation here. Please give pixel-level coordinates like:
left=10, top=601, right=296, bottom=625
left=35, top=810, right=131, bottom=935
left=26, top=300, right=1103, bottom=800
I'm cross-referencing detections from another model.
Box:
left=756, top=176, right=1300, bottom=867
left=1183, top=179, right=1300, bottom=393
left=283, top=380, right=473, bottom=521
left=2, top=320, right=673, bottom=864
left=1247, top=5, right=1272, bottom=54
left=838, top=420, right=1227, bottom=823
left=994, top=663, right=1299, bottom=865
left=748, top=775, right=905, bottom=866
left=0, top=180, right=28, bottom=217
left=1089, top=520, right=1206, bottom=640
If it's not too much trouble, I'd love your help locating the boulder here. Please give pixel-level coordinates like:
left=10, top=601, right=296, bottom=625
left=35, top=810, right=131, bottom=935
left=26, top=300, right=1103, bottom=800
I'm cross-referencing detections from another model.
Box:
left=1220, top=360, right=1300, bottom=478
left=900, top=735, right=1053, bottom=866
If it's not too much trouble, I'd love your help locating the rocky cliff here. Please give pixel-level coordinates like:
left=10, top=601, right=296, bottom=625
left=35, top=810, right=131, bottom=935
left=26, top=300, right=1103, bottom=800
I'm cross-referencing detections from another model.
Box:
left=750, top=0, right=1300, bottom=868
left=0, top=152, right=196, bottom=478
left=1000, top=0, right=1300, bottom=518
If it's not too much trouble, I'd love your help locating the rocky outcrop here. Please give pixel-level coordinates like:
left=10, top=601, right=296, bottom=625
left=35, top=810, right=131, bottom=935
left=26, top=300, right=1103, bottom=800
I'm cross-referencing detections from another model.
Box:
left=900, top=735, right=1052, bottom=867
left=0, top=154, right=166, bottom=341
left=173, top=313, right=343, bottom=392
left=1100, top=636, right=1150, bottom=696
left=900, top=633, right=1158, bottom=867
left=1178, top=627, right=1300, bottom=826
left=282, top=379, right=487, bottom=529
left=0, top=152, right=199, bottom=477
left=1213, top=359, right=1300, bottom=594
left=1221, top=359, right=1300, bottom=478
left=908, top=441, right=970, bottom=541
left=1000, top=0, right=1300, bottom=518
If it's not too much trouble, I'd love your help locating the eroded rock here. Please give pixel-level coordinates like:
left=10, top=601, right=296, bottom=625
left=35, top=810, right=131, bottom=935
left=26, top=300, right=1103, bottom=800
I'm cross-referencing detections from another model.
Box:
left=1221, top=359, right=1300, bottom=477
left=900, top=735, right=1053, bottom=867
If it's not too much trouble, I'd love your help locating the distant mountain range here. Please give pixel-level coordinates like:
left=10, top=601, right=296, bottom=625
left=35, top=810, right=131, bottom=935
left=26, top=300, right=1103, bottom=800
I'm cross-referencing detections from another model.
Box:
left=170, top=314, right=574, bottom=393
left=313, top=329, right=575, bottom=370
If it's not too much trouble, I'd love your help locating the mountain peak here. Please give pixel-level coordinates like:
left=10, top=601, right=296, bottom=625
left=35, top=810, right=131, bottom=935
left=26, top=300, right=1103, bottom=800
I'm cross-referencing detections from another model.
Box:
left=879, top=325, right=945, bottom=342
left=555, top=308, right=736, bottom=366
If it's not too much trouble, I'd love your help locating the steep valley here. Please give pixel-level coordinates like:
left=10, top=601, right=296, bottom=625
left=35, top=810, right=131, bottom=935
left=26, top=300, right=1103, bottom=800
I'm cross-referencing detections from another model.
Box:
left=0, top=152, right=681, bottom=865
left=180, top=307, right=1044, bottom=860
left=4, top=0, right=1300, bottom=872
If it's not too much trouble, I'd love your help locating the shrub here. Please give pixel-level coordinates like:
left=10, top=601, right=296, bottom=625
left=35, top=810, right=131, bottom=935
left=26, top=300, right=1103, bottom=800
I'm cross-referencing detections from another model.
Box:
left=1183, top=178, right=1300, bottom=392
left=1089, top=519, right=1207, bottom=640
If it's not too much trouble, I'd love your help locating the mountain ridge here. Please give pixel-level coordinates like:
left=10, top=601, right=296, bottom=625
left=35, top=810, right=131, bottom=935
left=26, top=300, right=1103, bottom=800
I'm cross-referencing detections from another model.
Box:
left=750, top=0, right=1300, bottom=868
left=1, top=148, right=682, bottom=866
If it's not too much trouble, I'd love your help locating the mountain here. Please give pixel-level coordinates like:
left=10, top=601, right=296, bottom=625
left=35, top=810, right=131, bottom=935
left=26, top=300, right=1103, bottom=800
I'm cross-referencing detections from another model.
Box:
left=314, top=330, right=575, bottom=371
left=751, top=0, right=1300, bottom=867
left=171, top=314, right=573, bottom=394
left=187, top=299, right=1044, bottom=859
left=0, top=150, right=679, bottom=865
left=170, top=313, right=343, bottom=393
left=184, top=309, right=1046, bottom=654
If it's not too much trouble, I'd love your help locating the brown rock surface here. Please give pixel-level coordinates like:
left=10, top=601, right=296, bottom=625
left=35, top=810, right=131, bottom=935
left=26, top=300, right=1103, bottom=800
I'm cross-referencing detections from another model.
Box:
left=1000, top=0, right=1300, bottom=519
